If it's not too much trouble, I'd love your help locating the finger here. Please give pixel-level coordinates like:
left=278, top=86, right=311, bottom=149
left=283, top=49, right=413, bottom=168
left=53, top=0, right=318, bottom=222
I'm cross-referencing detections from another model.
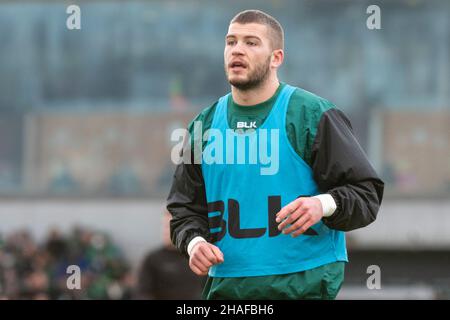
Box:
left=210, top=245, right=224, bottom=263
left=292, top=221, right=314, bottom=238
left=276, top=199, right=304, bottom=223
left=193, top=249, right=214, bottom=268
left=282, top=212, right=311, bottom=235
left=278, top=206, right=307, bottom=231
left=275, top=200, right=299, bottom=222
left=197, top=253, right=213, bottom=269
left=191, top=259, right=209, bottom=274
left=277, top=211, right=299, bottom=231
left=190, top=263, right=207, bottom=276
left=199, top=245, right=218, bottom=265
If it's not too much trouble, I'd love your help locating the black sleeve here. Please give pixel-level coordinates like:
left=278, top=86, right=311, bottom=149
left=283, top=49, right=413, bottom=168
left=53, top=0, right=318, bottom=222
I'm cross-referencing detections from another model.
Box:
left=311, top=108, right=384, bottom=231
left=166, top=145, right=210, bottom=257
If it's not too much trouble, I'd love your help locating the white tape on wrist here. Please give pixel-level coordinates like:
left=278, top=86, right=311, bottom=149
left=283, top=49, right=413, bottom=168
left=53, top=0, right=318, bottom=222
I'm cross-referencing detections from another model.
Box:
left=313, top=194, right=337, bottom=217
left=187, top=236, right=207, bottom=256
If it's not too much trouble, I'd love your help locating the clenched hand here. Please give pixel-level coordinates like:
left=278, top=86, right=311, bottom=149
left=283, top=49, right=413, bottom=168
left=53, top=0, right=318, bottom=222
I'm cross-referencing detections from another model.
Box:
left=189, top=242, right=224, bottom=276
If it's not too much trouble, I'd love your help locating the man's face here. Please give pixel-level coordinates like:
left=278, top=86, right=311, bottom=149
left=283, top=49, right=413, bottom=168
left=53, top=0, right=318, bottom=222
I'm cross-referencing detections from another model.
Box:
left=224, top=23, right=274, bottom=91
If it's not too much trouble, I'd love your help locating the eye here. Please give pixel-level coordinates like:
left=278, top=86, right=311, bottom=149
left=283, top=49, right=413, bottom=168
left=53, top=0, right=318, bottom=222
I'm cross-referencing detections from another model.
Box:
left=226, top=40, right=236, bottom=46
left=247, top=41, right=256, bottom=46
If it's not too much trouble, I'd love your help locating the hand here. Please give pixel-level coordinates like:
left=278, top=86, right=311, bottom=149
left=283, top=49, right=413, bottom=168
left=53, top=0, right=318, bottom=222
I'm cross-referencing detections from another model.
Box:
left=276, top=197, right=324, bottom=238
left=189, top=241, right=224, bottom=276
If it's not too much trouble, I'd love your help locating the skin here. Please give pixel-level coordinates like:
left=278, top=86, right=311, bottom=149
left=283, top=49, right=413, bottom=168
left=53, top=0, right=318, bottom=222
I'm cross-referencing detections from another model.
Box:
left=188, top=22, right=324, bottom=276
left=224, top=22, right=282, bottom=105
left=276, top=197, right=323, bottom=237
left=189, top=242, right=224, bottom=276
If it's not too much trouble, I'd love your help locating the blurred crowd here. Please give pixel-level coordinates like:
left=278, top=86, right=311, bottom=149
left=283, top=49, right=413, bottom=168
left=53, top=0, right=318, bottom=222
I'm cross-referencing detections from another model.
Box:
left=0, top=227, right=134, bottom=300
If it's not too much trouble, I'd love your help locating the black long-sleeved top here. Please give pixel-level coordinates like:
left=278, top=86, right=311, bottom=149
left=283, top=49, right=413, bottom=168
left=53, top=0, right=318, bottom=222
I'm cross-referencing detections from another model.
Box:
left=167, top=83, right=384, bottom=257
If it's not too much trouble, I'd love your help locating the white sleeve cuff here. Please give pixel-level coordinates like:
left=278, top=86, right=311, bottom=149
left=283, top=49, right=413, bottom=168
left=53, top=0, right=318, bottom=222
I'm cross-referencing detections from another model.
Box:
left=187, top=236, right=207, bottom=256
left=313, top=194, right=337, bottom=217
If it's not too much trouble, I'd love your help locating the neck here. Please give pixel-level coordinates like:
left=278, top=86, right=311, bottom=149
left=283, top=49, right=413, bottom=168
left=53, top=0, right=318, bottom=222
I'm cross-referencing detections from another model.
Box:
left=231, top=75, right=280, bottom=106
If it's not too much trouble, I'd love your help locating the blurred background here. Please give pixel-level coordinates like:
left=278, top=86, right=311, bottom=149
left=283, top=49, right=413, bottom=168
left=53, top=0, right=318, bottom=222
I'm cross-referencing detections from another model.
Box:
left=0, top=0, right=449, bottom=299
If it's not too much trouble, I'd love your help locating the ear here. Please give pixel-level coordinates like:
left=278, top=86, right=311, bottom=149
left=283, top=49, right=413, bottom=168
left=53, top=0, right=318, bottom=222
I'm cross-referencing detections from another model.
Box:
left=271, top=49, right=284, bottom=68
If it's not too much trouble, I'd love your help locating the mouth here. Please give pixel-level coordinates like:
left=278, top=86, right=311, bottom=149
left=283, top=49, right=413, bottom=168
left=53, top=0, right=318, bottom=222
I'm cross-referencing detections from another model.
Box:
left=229, top=61, right=247, bottom=72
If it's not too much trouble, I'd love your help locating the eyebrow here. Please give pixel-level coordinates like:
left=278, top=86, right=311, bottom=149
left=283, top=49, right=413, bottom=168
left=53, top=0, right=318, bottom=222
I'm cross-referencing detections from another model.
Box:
left=225, top=35, right=262, bottom=42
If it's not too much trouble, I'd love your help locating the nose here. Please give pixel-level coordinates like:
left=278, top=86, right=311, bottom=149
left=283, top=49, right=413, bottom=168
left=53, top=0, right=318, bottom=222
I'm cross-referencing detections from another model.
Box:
left=230, top=41, right=245, bottom=56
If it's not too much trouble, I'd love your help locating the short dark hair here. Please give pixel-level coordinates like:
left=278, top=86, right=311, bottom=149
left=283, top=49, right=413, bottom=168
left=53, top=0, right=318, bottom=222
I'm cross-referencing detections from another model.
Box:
left=230, top=9, right=284, bottom=50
